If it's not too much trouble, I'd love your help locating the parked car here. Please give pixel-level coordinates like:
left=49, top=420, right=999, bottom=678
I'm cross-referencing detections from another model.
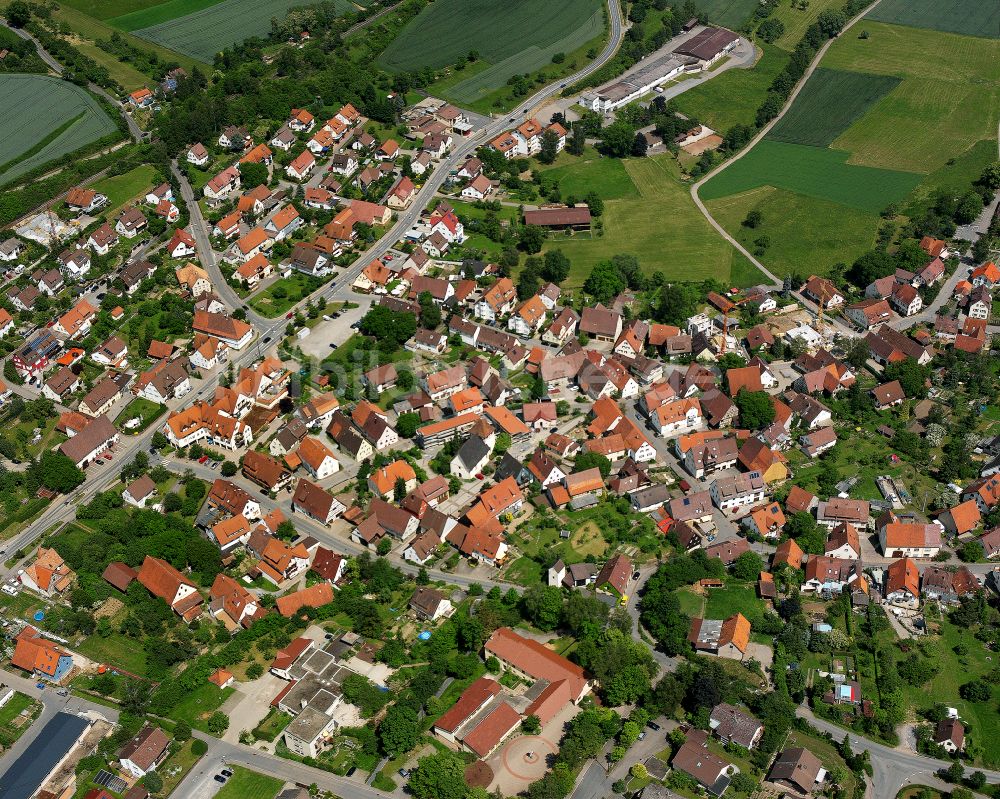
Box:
left=214, top=775, right=227, bottom=784
left=198, top=455, right=209, bottom=464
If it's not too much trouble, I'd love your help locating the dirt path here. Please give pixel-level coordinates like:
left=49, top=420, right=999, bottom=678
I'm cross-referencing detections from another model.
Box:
left=689, top=0, right=886, bottom=288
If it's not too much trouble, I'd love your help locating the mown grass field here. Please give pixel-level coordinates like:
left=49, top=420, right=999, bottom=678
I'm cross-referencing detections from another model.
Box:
left=74, top=40, right=150, bottom=90
left=705, top=185, right=879, bottom=277
left=767, top=0, right=844, bottom=49
left=0, top=75, right=118, bottom=187
left=540, top=148, right=639, bottom=201
left=130, top=0, right=351, bottom=61
left=701, top=139, right=921, bottom=213
left=691, top=0, right=758, bottom=29
left=822, top=21, right=1000, bottom=172
left=62, top=0, right=182, bottom=19
left=671, top=43, right=791, bottom=134
left=90, top=164, right=158, bottom=212
left=767, top=68, right=900, bottom=148
left=866, top=0, right=1000, bottom=39
left=549, top=155, right=747, bottom=286
left=214, top=767, right=284, bottom=799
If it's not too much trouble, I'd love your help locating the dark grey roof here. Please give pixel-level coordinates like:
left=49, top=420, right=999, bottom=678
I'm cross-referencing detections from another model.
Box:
left=455, top=435, right=490, bottom=471
left=0, top=712, right=89, bottom=799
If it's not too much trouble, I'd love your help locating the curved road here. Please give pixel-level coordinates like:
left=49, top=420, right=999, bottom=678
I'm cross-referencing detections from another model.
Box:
left=689, top=0, right=885, bottom=288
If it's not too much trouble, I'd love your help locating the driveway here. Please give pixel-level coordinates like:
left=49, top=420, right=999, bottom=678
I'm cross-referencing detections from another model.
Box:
left=221, top=671, right=287, bottom=744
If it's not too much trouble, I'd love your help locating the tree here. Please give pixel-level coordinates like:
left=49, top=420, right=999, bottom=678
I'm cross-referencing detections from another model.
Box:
left=884, top=357, right=930, bottom=399
left=632, top=132, right=648, bottom=158
left=519, top=225, right=545, bottom=254
left=5, top=1, right=31, bottom=27
left=409, top=751, right=469, bottom=799
left=734, top=389, right=775, bottom=430
left=379, top=704, right=420, bottom=756
left=377, top=537, right=393, bottom=556
left=239, top=161, right=268, bottom=190
left=246, top=662, right=264, bottom=680
left=541, top=250, right=571, bottom=284
left=743, top=210, right=763, bottom=229
left=207, top=711, right=229, bottom=735
left=141, top=772, right=163, bottom=793
left=152, top=431, right=168, bottom=449
left=419, top=291, right=442, bottom=329
left=191, top=739, right=208, bottom=755
left=522, top=714, right=541, bottom=734
left=756, top=17, right=785, bottom=42
left=3, top=360, right=21, bottom=385
left=599, top=121, right=636, bottom=158
left=538, top=129, right=560, bottom=164
left=517, top=266, right=541, bottom=300
left=396, top=412, right=420, bottom=439
left=731, top=550, right=764, bottom=581
left=574, top=451, right=611, bottom=478
left=33, top=451, right=85, bottom=493
left=521, top=584, right=564, bottom=631
left=221, top=461, right=237, bottom=476
left=358, top=306, right=417, bottom=351
left=582, top=260, right=626, bottom=303
left=174, top=721, right=191, bottom=742
left=959, top=679, right=991, bottom=702
left=584, top=191, right=604, bottom=217
left=785, top=510, right=824, bottom=554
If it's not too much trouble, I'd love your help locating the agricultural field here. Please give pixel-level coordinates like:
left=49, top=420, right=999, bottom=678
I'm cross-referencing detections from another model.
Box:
left=767, top=68, right=900, bottom=148
left=61, top=0, right=189, bottom=20
left=110, top=0, right=229, bottom=30
left=821, top=22, right=1000, bottom=172
left=671, top=43, right=791, bottom=134
left=691, top=0, right=758, bottom=29
left=128, top=0, right=352, bottom=62
left=866, top=0, right=1000, bottom=39
left=378, top=0, right=604, bottom=103
left=700, top=140, right=921, bottom=213
left=548, top=154, right=752, bottom=286
left=0, top=75, right=118, bottom=187
left=705, top=185, right=879, bottom=277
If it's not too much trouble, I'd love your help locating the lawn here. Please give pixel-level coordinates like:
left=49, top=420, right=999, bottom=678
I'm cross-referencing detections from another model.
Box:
left=214, top=766, right=283, bottom=799
left=504, top=556, right=543, bottom=586
left=704, top=185, right=880, bottom=277
left=115, top=396, right=166, bottom=434
left=671, top=43, right=791, bottom=134
left=169, top=682, right=234, bottom=731
left=704, top=583, right=763, bottom=621
left=0, top=75, right=118, bottom=187
left=550, top=155, right=740, bottom=286
left=821, top=21, right=1000, bottom=173
left=767, top=69, right=901, bottom=148
left=0, top=692, right=41, bottom=750
left=784, top=729, right=857, bottom=798
left=249, top=272, right=324, bottom=318
left=73, top=41, right=151, bottom=91
left=128, top=0, right=351, bottom=62
left=570, top=521, right=608, bottom=558
left=691, top=0, right=758, bottom=29
left=676, top=586, right=705, bottom=617
left=700, top=140, right=922, bottom=213
left=77, top=629, right=151, bottom=676
left=897, top=619, right=1000, bottom=767
left=90, top=165, right=159, bottom=213
left=157, top=739, right=206, bottom=796
left=540, top=151, right=640, bottom=201
left=865, top=0, right=1000, bottom=39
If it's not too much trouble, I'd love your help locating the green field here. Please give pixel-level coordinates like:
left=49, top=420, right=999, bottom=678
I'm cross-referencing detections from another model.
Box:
left=671, top=43, right=791, bottom=134
left=767, top=69, right=901, bottom=148
left=767, top=0, right=845, bottom=49
left=692, top=0, right=758, bottom=29
left=705, top=186, right=879, bottom=277
left=110, top=0, right=227, bottom=30
left=704, top=583, right=764, bottom=621
left=378, top=0, right=604, bottom=100
left=701, top=139, right=921, bottom=213
left=866, top=0, right=1000, bottom=39
left=0, top=75, right=118, bottom=187
left=541, top=150, right=639, bottom=201
left=129, top=0, right=350, bottom=61
left=214, top=767, right=283, bottom=799
left=821, top=21, right=1000, bottom=172
left=91, top=164, right=159, bottom=211
left=549, top=154, right=745, bottom=285
left=62, top=0, right=183, bottom=20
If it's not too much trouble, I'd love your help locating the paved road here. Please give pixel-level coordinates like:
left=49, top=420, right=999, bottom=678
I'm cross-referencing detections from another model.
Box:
left=891, top=256, right=971, bottom=332
left=689, top=0, right=885, bottom=288
left=798, top=707, right=1000, bottom=799
left=0, top=19, right=145, bottom=142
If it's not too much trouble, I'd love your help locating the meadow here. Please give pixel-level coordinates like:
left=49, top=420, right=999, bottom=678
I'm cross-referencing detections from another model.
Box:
left=671, top=43, right=791, bottom=134
left=767, top=68, right=900, bottom=148
left=61, top=0, right=184, bottom=19
left=700, top=139, right=921, bottom=213
left=110, top=0, right=228, bottom=30
left=90, top=164, right=158, bottom=212
left=866, top=0, right=1000, bottom=39
left=767, top=0, right=844, bottom=49
left=822, top=21, right=1000, bottom=172
left=549, top=155, right=750, bottom=286
left=705, top=185, right=879, bottom=277
left=129, top=0, right=349, bottom=61
left=691, top=0, right=758, bottom=29
left=539, top=148, right=639, bottom=201
left=0, top=75, right=118, bottom=186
